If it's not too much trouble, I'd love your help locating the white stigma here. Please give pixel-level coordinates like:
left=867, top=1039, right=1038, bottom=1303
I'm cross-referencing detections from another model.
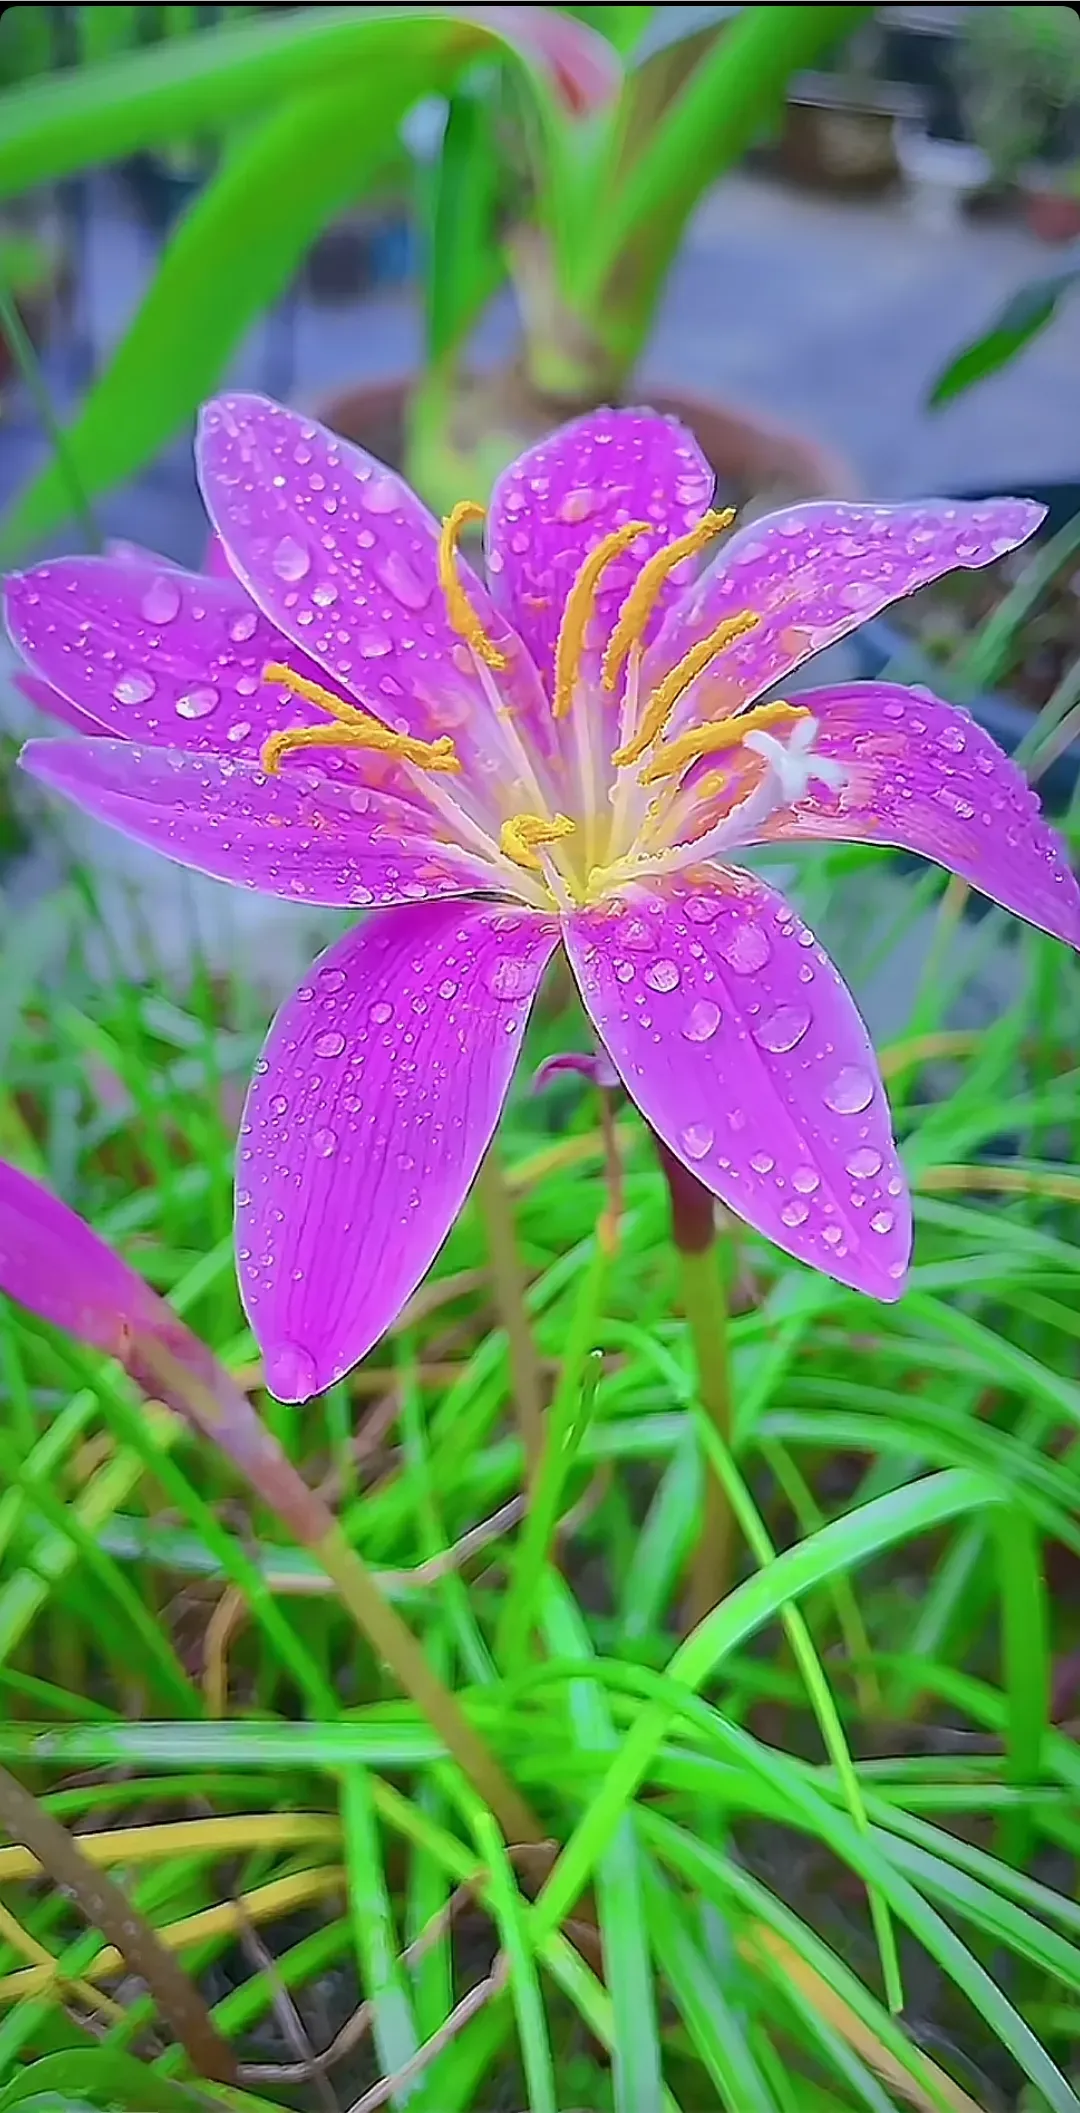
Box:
left=742, top=714, right=847, bottom=804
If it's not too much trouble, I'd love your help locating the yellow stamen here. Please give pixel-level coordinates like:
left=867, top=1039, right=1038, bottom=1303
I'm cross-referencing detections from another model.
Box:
left=601, top=507, right=735, bottom=693
left=611, top=608, right=760, bottom=768
left=259, top=662, right=460, bottom=776
left=500, top=811, right=576, bottom=873
left=437, top=501, right=508, bottom=671
left=639, top=701, right=811, bottom=785
left=553, top=521, right=651, bottom=720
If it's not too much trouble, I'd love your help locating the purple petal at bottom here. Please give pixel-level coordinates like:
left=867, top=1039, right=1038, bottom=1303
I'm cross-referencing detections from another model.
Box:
left=565, top=869, right=911, bottom=1299
left=237, top=900, right=559, bottom=1398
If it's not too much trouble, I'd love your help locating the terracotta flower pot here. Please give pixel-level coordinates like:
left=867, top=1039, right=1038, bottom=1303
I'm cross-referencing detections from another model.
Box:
left=312, top=374, right=855, bottom=512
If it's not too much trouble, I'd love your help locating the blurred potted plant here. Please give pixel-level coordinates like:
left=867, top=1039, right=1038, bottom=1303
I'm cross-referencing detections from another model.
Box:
left=0, top=2, right=864, bottom=560
left=771, top=16, right=920, bottom=200
left=953, top=3, right=1080, bottom=229
left=323, top=3, right=865, bottom=521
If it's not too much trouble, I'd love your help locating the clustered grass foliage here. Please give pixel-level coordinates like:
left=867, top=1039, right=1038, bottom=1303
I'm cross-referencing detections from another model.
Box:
left=1, top=772, right=1079, bottom=2111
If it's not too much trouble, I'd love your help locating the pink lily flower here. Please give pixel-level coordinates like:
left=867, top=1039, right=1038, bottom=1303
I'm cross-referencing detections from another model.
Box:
left=8, top=396, right=1079, bottom=1398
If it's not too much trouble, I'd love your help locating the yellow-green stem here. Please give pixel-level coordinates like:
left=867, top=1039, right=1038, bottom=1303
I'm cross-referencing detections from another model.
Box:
left=313, top=1527, right=542, bottom=1848
left=476, top=1149, right=545, bottom=1485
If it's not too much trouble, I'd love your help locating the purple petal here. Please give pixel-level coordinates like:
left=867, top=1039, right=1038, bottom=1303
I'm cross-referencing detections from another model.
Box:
left=237, top=902, right=559, bottom=1397
left=0, top=1157, right=326, bottom=1525
left=565, top=872, right=910, bottom=1299
left=12, top=669, right=105, bottom=738
left=196, top=393, right=563, bottom=791
left=765, top=682, right=1080, bottom=950
left=5, top=555, right=343, bottom=769
left=646, top=497, right=1046, bottom=739
left=105, top=538, right=184, bottom=570
left=532, top=1048, right=620, bottom=1094
left=21, top=738, right=495, bottom=909
left=0, top=1156, right=164, bottom=1359
left=486, top=406, right=715, bottom=697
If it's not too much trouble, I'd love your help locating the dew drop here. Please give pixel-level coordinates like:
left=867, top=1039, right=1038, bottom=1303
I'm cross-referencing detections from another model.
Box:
left=141, top=575, right=181, bottom=624
left=312, top=582, right=338, bottom=610
left=438, top=978, right=458, bottom=1000
left=752, top=1002, right=810, bottom=1053
left=486, top=954, right=532, bottom=999
left=272, top=535, right=310, bottom=583
left=319, top=967, right=347, bottom=992
left=358, top=632, right=392, bottom=660
left=112, top=670, right=156, bottom=706
left=750, top=1150, right=775, bottom=1174
left=369, top=999, right=393, bottom=1025
left=312, top=1126, right=338, bottom=1158
left=269, top=1095, right=289, bottom=1117
left=377, top=550, right=430, bottom=612
left=360, top=471, right=400, bottom=514
left=559, top=486, right=600, bottom=524
left=314, top=1029, right=345, bottom=1058
left=176, top=684, right=220, bottom=721
left=614, top=960, right=635, bottom=985
left=781, top=1198, right=809, bottom=1228
left=846, top=1146, right=883, bottom=1179
left=870, top=1209, right=895, bottom=1234
left=718, top=921, right=771, bottom=973
left=793, top=1166, right=821, bottom=1195
left=823, top=1064, right=874, bottom=1114
left=680, top=1122, right=714, bottom=1162
left=644, top=957, right=680, bottom=993
left=682, top=998, right=721, bottom=1043
left=685, top=894, right=720, bottom=924
left=822, top=1223, right=844, bottom=1246
left=267, top=1341, right=319, bottom=1400
left=620, top=917, right=656, bottom=953
left=229, top=609, right=259, bottom=643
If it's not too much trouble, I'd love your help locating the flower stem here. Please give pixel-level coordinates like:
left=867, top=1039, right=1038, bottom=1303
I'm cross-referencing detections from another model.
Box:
left=476, top=1147, right=545, bottom=1485
left=137, top=1334, right=543, bottom=1849
left=653, top=1139, right=736, bottom=1624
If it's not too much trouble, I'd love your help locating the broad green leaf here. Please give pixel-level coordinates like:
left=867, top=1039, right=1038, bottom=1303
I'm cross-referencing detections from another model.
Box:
left=421, top=74, right=508, bottom=368
left=0, top=2049, right=215, bottom=2110
left=0, top=6, right=614, bottom=202
left=929, top=254, right=1080, bottom=407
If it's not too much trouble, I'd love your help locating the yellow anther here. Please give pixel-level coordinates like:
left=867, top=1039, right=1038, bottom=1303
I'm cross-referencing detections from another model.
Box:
left=500, top=811, right=576, bottom=873
left=611, top=608, right=760, bottom=768
left=260, top=662, right=460, bottom=776
left=601, top=507, right=735, bottom=694
left=438, top=501, right=509, bottom=671
left=553, top=520, right=652, bottom=719
left=639, top=701, right=811, bottom=785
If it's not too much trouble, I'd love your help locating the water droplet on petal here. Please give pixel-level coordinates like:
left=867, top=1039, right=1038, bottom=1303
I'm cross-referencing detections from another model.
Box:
left=369, top=1000, right=393, bottom=1025
left=846, top=1146, right=883, bottom=1178
left=682, top=998, right=721, bottom=1042
left=822, top=1223, right=844, bottom=1247
left=685, top=894, right=720, bottom=924
left=870, top=1209, right=895, bottom=1234
left=680, top=1122, right=714, bottom=1161
left=267, top=1341, right=319, bottom=1400
left=376, top=549, right=430, bottom=612
left=312, top=582, right=338, bottom=609
left=781, top=1198, right=809, bottom=1228
left=644, top=958, right=680, bottom=993
left=314, top=1030, right=345, bottom=1058
left=113, top=670, right=156, bottom=706
left=438, top=978, right=458, bottom=1000
left=272, top=535, right=310, bottom=583
left=486, top=954, right=533, bottom=999
left=312, top=1126, right=338, bottom=1158
left=793, top=1166, right=821, bottom=1195
left=269, top=1095, right=289, bottom=1117
left=823, top=1064, right=874, bottom=1114
left=141, top=575, right=181, bottom=624
left=559, top=486, right=601, bottom=524
left=752, top=1002, right=810, bottom=1053
left=319, top=967, right=346, bottom=992
left=750, top=1150, right=775, bottom=1174
left=229, top=609, right=259, bottom=643
left=360, top=471, right=400, bottom=514
left=176, top=684, right=220, bottom=720
left=718, top=921, right=771, bottom=973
